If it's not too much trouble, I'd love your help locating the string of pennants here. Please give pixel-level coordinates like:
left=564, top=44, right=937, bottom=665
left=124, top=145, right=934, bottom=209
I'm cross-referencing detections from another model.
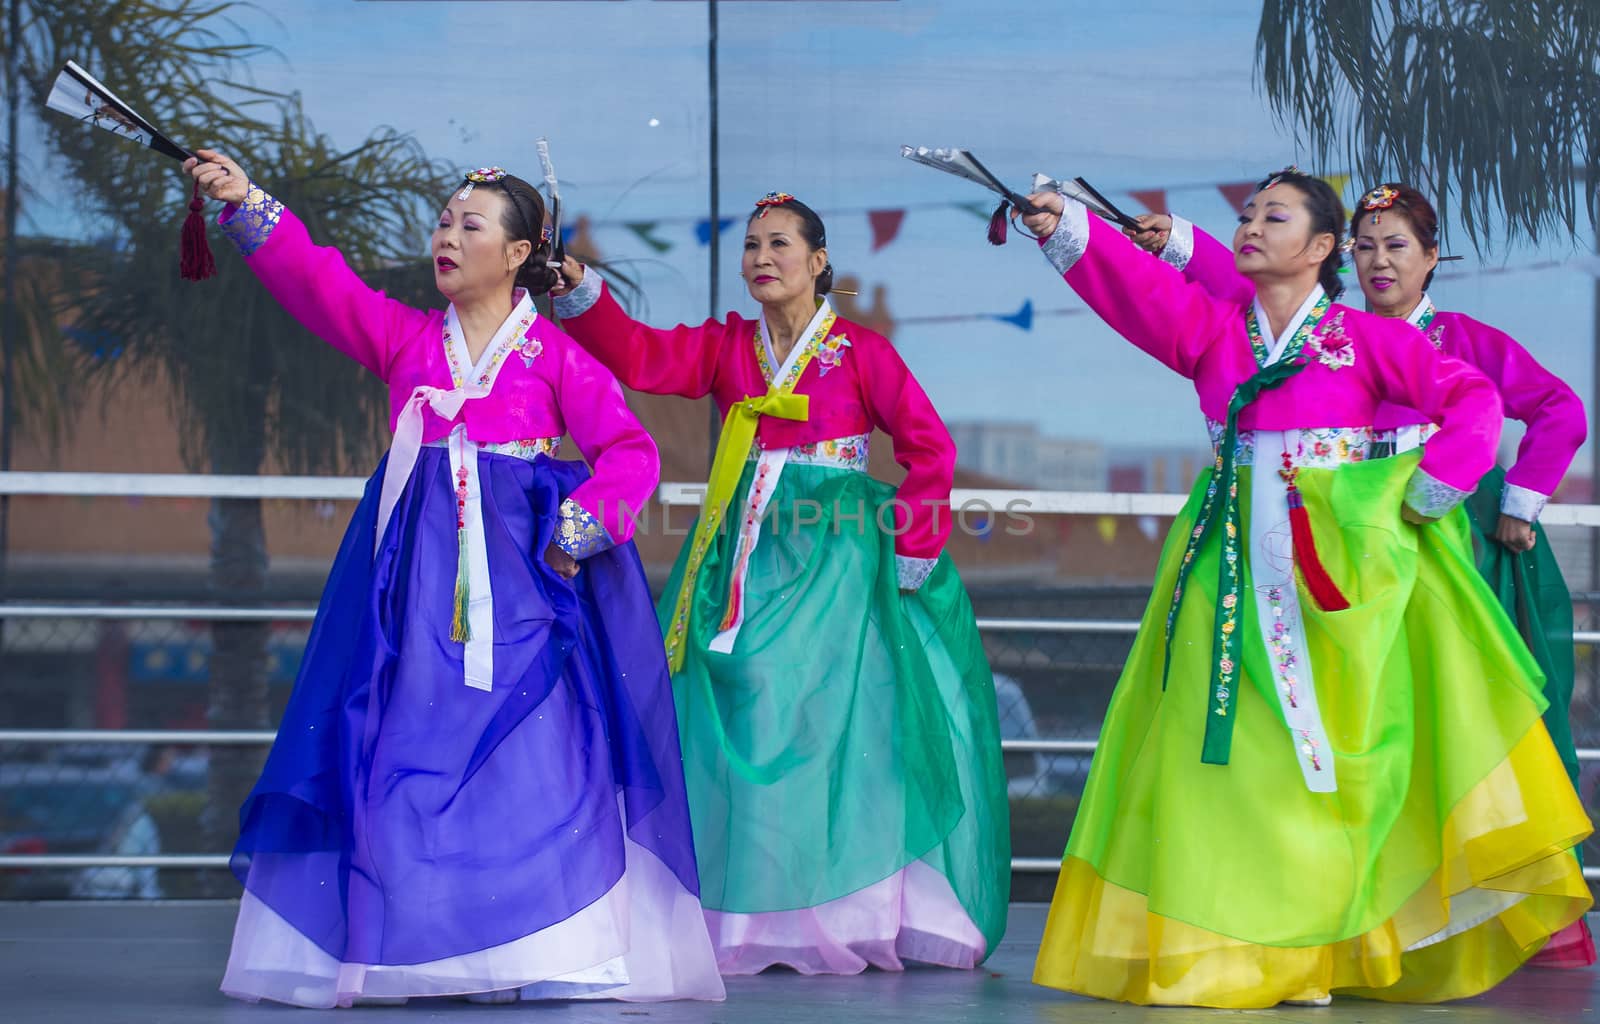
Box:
left=575, top=174, right=1357, bottom=256
left=894, top=254, right=1571, bottom=336
left=559, top=171, right=1596, bottom=335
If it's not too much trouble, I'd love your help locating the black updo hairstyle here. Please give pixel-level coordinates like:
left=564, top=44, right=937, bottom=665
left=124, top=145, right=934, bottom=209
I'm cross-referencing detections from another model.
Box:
left=746, top=194, right=833, bottom=297
left=464, top=173, right=560, bottom=296
left=1249, top=168, right=1346, bottom=300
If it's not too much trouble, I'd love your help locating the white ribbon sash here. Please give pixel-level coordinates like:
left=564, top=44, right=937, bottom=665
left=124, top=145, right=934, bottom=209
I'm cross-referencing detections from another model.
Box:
left=371, top=293, right=536, bottom=691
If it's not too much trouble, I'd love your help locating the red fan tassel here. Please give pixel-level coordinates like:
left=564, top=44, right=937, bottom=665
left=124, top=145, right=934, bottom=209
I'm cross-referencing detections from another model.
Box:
left=1287, top=487, right=1349, bottom=611
left=987, top=199, right=1010, bottom=246
left=180, top=179, right=216, bottom=282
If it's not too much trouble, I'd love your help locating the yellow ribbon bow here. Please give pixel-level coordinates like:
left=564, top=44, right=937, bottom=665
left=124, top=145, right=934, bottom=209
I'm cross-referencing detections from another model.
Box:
left=664, top=313, right=832, bottom=671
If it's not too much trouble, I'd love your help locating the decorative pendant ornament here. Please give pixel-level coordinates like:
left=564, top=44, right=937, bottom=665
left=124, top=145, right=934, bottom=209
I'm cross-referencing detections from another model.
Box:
left=451, top=444, right=473, bottom=643
left=1280, top=450, right=1350, bottom=612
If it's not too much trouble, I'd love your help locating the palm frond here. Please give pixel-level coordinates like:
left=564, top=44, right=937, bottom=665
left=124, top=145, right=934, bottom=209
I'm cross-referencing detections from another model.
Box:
left=1257, top=0, right=1600, bottom=250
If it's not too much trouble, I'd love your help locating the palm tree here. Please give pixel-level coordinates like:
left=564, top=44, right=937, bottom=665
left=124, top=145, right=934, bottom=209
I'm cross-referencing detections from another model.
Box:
left=8, top=0, right=446, bottom=873
left=1256, top=0, right=1599, bottom=248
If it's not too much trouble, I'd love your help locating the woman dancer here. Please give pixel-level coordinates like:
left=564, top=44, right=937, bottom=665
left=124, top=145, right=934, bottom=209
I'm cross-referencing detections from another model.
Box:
left=1017, top=169, right=1589, bottom=1007
left=1132, top=185, right=1592, bottom=968
left=186, top=150, right=723, bottom=1007
left=549, top=191, right=1010, bottom=975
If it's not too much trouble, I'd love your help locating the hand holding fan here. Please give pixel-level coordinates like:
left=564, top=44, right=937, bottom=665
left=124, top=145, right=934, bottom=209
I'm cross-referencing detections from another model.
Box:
left=44, top=60, right=215, bottom=280
left=900, top=146, right=1046, bottom=245
left=1028, top=173, right=1145, bottom=232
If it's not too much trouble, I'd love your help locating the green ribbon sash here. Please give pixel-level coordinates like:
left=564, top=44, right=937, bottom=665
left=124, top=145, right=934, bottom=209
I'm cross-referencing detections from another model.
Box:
left=1161, top=293, right=1332, bottom=765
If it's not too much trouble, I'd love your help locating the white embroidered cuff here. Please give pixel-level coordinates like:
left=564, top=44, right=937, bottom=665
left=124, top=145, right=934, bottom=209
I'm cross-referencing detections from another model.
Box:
left=218, top=182, right=284, bottom=257
left=896, top=554, right=939, bottom=592
left=552, top=268, right=603, bottom=320
left=1500, top=483, right=1549, bottom=523
left=1040, top=197, right=1090, bottom=276
left=1404, top=468, right=1473, bottom=520
left=1159, top=215, right=1195, bottom=271
left=555, top=498, right=615, bottom=558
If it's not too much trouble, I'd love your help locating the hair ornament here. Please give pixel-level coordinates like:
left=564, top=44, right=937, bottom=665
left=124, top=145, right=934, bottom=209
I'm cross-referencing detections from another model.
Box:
left=1261, top=164, right=1300, bottom=190
left=456, top=166, right=508, bottom=201
left=755, top=191, right=796, bottom=218
left=1360, top=183, right=1401, bottom=225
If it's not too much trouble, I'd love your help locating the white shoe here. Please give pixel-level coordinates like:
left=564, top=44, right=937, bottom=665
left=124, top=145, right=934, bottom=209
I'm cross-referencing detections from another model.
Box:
left=1284, top=995, right=1332, bottom=1007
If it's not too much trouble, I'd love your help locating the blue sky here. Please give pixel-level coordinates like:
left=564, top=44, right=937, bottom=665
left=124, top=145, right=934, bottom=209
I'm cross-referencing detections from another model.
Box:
left=23, top=0, right=1597, bottom=464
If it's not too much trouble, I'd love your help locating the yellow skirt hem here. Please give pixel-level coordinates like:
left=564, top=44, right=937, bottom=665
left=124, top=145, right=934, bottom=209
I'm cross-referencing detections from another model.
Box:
left=1034, top=728, right=1594, bottom=1007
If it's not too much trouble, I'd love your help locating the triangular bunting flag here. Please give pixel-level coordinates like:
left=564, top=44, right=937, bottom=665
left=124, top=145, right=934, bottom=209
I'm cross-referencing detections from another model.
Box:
left=624, top=221, right=672, bottom=253
left=1218, top=181, right=1256, bottom=212
left=694, top=216, right=736, bottom=245
left=1320, top=173, right=1351, bottom=217
left=1130, top=189, right=1168, bottom=215
left=989, top=299, right=1034, bottom=332
left=868, top=209, right=906, bottom=251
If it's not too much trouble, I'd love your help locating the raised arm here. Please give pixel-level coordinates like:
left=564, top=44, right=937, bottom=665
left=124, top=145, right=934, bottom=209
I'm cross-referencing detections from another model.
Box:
left=1455, top=315, right=1587, bottom=522
left=1027, top=193, right=1238, bottom=379
left=191, top=150, right=427, bottom=379
left=856, top=332, right=957, bottom=591
left=1361, top=315, right=1505, bottom=518
left=551, top=264, right=728, bottom=399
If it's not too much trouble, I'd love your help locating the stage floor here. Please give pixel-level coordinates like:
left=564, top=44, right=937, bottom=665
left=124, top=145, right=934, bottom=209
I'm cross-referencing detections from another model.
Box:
left=3, top=902, right=1595, bottom=1023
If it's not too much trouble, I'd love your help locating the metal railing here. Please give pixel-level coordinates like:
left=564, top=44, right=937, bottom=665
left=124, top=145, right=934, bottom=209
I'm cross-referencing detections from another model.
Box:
left=3, top=727, right=1598, bottom=877
left=6, top=470, right=1600, bottom=882
left=9, top=470, right=1600, bottom=525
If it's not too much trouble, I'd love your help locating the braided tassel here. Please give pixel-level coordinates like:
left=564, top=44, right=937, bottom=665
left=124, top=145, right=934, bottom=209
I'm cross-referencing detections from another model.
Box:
left=987, top=200, right=1010, bottom=245
left=450, top=461, right=472, bottom=642
left=180, top=179, right=217, bottom=282
left=1286, top=481, right=1349, bottom=612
